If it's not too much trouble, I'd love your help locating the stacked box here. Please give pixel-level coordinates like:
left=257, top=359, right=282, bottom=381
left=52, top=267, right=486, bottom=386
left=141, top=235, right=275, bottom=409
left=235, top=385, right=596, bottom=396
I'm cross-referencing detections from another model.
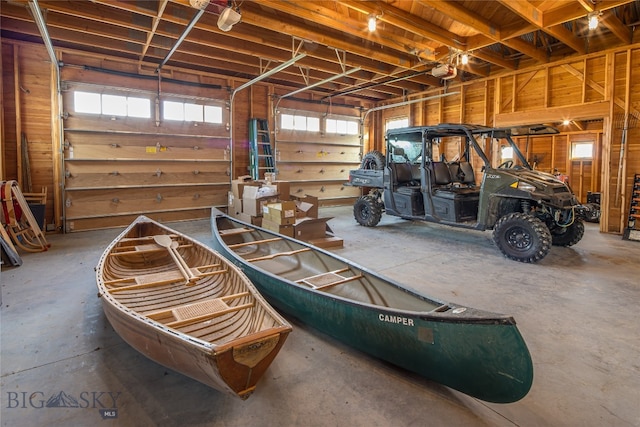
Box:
left=294, top=217, right=331, bottom=240
left=227, top=178, right=340, bottom=249
left=291, top=194, right=318, bottom=218
left=242, top=185, right=278, bottom=217
left=262, top=218, right=294, bottom=237
left=263, top=201, right=296, bottom=225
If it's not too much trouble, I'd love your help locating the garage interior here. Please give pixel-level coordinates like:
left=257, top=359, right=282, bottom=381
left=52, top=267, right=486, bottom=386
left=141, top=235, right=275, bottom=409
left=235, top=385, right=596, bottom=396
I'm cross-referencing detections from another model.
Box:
left=1, top=0, right=640, bottom=425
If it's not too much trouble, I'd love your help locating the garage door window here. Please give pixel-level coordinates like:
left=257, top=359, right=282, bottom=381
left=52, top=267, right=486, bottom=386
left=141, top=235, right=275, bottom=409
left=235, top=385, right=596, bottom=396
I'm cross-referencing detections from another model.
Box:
left=73, top=91, right=150, bottom=118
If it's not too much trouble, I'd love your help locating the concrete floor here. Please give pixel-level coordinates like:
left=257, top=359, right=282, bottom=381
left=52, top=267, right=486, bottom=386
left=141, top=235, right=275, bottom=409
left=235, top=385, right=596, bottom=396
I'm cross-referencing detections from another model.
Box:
left=1, top=205, right=639, bottom=427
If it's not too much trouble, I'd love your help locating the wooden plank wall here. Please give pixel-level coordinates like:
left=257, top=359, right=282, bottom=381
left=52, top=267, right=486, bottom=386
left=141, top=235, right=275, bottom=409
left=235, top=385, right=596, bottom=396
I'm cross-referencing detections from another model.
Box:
left=273, top=97, right=363, bottom=205
left=371, top=45, right=640, bottom=234
left=58, top=56, right=231, bottom=232
left=0, top=40, right=371, bottom=232
left=3, top=39, right=640, bottom=234
left=1, top=42, right=54, bottom=227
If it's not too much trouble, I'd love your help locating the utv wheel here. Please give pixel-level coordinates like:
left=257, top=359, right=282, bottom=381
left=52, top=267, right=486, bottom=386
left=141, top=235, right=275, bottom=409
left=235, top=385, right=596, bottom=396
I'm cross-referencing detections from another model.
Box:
left=583, top=203, right=601, bottom=223
left=551, top=219, right=585, bottom=246
left=493, top=213, right=551, bottom=263
left=354, top=195, right=382, bottom=227
left=361, top=151, right=385, bottom=170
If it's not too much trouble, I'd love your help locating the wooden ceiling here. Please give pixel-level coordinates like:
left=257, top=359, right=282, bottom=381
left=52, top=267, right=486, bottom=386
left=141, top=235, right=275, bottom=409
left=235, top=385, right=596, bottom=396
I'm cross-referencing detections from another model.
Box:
left=1, top=0, right=639, bottom=104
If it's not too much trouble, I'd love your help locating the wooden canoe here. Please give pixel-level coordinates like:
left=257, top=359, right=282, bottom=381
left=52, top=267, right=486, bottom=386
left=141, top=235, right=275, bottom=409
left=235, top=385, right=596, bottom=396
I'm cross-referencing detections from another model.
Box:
left=211, top=208, right=533, bottom=403
left=95, top=215, right=291, bottom=399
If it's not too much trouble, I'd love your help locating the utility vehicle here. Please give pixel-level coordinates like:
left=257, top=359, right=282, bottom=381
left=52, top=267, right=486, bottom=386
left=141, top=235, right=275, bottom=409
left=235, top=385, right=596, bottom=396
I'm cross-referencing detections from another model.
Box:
left=346, top=124, right=587, bottom=263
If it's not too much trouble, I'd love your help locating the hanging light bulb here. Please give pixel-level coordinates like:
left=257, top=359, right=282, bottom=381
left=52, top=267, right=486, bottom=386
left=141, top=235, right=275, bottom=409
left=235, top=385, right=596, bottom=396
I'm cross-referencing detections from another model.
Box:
left=461, top=52, right=469, bottom=65
left=588, top=11, right=599, bottom=30
left=368, top=14, right=377, bottom=32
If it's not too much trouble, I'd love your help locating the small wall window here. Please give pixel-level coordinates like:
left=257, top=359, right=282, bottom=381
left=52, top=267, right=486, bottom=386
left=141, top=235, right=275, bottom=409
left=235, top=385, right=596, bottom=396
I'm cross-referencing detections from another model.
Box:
left=73, top=91, right=150, bottom=118
left=326, top=118, right=359, bottom=135
left=163, top=101, right=184, bottom=121
left=128, top=97, right=152, bottom=118
left=185, top=103, right=203, bottom=122
left=280, top=114, right=321, bottom=132
left=501, top=146, right=514, bottom=160
left=204, top=105, right=222, bottom=123
left=572, top=142, right=593, bottom=159
left=102, top=94, right=127, bottom=117
left=386, top=117, right=409, bottom=131
left=163, top=101, right=223, bottom=124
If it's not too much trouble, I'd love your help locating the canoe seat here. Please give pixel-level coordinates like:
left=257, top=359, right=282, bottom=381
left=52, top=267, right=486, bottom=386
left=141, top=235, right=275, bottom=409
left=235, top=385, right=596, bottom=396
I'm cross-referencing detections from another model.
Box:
left=173, top=299, right=229, bottom=321
left=301, top=272, right=345, bottom=289
left=145, top=292, right=254, bottom=328
left=298, top=270, right=364, bottom=291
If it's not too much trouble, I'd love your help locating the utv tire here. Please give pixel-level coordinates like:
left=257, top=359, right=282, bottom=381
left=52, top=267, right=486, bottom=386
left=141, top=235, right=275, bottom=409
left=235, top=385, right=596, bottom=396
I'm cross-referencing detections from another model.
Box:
left=583, top=203, right=601, bottom=223
left=551, top=219, right=585, bottom=246
left=361, top=151, right=385, bottom=170
left=493, top=213, right=551, bottom=263
left=354, top=195, right=382, bottom=227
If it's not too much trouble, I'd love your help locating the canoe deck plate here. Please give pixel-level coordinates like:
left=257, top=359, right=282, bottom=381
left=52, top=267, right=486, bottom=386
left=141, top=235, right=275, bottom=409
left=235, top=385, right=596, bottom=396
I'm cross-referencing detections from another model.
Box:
left=174, top=299, right=229, bottom=321
left=302, top=272, right=344, bottom=288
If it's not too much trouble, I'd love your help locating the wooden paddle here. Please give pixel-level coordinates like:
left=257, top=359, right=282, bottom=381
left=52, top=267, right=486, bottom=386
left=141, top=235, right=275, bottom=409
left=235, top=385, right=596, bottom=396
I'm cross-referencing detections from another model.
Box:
left=153, top=235, right=195, bottom=284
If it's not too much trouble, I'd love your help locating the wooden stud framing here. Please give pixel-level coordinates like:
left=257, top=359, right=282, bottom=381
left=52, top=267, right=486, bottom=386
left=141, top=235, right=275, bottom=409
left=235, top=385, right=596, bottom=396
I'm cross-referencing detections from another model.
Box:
left=13, top=46, right=21, bottom=189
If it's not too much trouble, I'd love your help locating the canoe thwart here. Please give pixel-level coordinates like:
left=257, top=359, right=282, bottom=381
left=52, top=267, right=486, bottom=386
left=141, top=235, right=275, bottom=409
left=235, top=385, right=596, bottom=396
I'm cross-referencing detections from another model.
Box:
left=247, top=247, right=312, bottom=263
left=106, top=270, right=184, bottom=293
left=299, top=271, right=365, bottom=291
left=219, top=227, right=253, bottom=236
left=227, top=237, right=283, bottom=249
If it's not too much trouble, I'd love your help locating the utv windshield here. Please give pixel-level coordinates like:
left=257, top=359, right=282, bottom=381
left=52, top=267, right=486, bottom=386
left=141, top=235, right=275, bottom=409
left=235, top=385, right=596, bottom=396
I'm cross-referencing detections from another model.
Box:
left=387, top=131, right=423, bottom=163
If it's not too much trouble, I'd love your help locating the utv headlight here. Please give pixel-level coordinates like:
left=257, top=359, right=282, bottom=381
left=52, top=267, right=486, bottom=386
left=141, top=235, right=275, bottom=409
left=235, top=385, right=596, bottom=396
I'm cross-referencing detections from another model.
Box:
left=517, top=181, right=536, bottom=192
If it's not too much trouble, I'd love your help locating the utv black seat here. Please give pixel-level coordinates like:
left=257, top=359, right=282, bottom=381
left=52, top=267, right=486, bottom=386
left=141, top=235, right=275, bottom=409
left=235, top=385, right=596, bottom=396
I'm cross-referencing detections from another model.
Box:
left=392, top=161, right=421, bottom=195
left=448, top=161, right=475, bottom=185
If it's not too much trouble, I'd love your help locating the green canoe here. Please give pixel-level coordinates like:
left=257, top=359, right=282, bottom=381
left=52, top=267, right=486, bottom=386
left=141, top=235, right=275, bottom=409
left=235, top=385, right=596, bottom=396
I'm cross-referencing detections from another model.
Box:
left=210, top=208, right=533, bottom=403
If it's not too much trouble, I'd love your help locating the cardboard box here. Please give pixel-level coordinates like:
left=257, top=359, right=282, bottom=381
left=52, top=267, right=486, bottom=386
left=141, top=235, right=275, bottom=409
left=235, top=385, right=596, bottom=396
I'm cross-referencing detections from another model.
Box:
left=258, top=180, right=290, bottom=201
left=236, top=212, right=252, bottom=224
left=291, top=194, right=318, bottom=218
left=227, top=192, right=243, bottom=217
left=294, top=217, right=332, bottom=240
left=232, top=175, right=253, bottom=199
left=262, top=218, right=294, bottom=237
left=237, top=212, right=262, bottom=227
left=307, top=236, right=344, bottom=249
left=271, top=181, right=290, bottom=201
left=263, top=201, right=296, bottom=225
left=242, top=185, right=278, bottom=217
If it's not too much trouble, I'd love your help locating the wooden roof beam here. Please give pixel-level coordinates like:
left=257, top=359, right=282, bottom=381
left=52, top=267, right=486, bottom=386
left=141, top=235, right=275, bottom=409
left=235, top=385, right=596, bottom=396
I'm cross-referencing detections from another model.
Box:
left=338, top=0, right=466, bottom=50
left=497, top=0, right=584, bottom=55
left=258, top=0, right=437, bottom=64
left=0, top=9, right=367, bottom=96
left=417, top=0, right=522, bottom=69
left=170, top=0, right=425, bottom=73
left=545, top=24, right=586, bottom=55
left=543, top=0, right=635, bottom=26
left=64, top=0, right=419, bottom=89
left=600, top=10, right=633, bottom=44
left=471, top=48, right=517, bottom=70
left=140, top=0, right=169, bottom=62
